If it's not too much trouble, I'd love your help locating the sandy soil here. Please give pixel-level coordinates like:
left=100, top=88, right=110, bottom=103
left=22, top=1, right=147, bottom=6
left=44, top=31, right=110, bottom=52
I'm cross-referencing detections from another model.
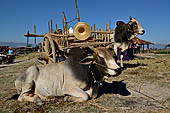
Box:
left=0, top=53, right=170, bottom=113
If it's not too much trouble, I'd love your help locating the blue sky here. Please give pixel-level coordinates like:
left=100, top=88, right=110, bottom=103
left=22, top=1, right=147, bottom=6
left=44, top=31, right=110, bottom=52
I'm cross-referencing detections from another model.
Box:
left=0, top=0, right=170, bottom=44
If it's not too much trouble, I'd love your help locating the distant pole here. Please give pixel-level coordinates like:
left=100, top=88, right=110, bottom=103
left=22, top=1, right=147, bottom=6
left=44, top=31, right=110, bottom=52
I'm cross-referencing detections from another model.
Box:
left=34, top=24, right=36, bottom=44
left=26, top=31, right=29, bottom=47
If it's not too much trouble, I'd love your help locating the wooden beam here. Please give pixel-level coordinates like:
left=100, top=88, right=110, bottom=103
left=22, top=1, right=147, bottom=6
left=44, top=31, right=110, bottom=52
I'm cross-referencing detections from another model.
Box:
left=91, top=31, right=113, bottom=34
left=24, top=33, right=44, bottom=37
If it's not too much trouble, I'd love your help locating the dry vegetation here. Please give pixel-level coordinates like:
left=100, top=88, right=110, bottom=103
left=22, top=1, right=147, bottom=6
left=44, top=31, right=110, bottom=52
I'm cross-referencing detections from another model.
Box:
left=0, top=51, right=170, bottom=113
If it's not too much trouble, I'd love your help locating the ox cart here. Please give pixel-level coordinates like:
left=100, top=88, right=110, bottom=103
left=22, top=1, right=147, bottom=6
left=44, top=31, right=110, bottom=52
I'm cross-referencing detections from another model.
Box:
left=24, top=2, right=113, bottom=64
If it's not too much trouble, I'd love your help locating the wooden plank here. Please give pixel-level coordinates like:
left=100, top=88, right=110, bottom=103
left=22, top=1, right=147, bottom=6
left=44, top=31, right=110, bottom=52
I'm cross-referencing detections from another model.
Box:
left=62, top=42, right=114, bottom=49
left=24, top=33, right=44, bottom=37
left=91, top=31, right=113, bottom=34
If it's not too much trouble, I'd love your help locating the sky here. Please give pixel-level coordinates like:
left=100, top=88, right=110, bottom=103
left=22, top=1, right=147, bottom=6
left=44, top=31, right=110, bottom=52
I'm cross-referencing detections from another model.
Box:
left=0, top=0, right=170, bottom=44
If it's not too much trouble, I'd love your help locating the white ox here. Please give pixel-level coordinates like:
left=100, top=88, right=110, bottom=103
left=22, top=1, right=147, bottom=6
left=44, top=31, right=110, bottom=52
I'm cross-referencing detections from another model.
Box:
left=15, top=47, right=121, bottom=103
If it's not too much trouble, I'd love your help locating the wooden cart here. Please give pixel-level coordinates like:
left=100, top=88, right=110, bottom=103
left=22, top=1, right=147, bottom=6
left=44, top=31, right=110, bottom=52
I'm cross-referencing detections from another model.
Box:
left=24, top=1, right=114, bottom=64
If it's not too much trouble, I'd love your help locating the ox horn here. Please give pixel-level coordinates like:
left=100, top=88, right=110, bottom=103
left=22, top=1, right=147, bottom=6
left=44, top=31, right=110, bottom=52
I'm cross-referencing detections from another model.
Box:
left=73, top=22, right=91, bottom=40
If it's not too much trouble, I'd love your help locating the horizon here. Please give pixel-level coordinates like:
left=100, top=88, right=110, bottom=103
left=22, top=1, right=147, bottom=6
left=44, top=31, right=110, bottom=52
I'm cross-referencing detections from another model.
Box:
left=0, top=0, right=170, bottom=44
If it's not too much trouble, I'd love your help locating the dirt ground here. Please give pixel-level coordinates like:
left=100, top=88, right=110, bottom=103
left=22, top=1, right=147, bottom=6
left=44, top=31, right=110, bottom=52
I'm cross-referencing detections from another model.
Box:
left=0, top=52, right=170, bottom=113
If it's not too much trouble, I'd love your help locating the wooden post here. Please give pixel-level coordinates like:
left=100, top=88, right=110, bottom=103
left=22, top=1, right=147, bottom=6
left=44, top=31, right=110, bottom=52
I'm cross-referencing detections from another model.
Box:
left=55, top=24, right=57, bottom=33
left=26, top=31, right=29, bottom=47
left=50, top=19, right=53, bottom=33
left=102, top=28, right=104, bottom=41
left=34, top=24, right=36, bottom=44
left=109, top=20, right=111, bottom=32
left=105, top=24, right=107, bottom=42
left=48, top=21, right=50, bottom=33
left=96, top=28, right=98, bottom=40
left=108, top=21, right=111, bottom=42
left=75, top=0, right=80, bottom=22
left=94, top=24, right=96, bottom=32
left=62, top=12, right=68, bottom=34
left=94, top=24, right=96, bottom=39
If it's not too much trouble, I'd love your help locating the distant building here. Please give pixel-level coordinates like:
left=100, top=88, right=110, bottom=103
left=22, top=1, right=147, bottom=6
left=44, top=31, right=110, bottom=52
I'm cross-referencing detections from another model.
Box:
left=165, top=44, right=170, bottom=49
left=131, top=37, right=154, bottom=53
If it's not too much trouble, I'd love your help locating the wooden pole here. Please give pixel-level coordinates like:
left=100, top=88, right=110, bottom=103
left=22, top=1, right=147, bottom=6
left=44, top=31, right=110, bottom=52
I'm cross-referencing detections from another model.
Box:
left=109, top=20, right=111, bottom=32
left=105, top=24, right=107, bottom=42
left=94, top=24, right=95, bottom=32
left=26, top=31, right=29, bottom=47
left=48, top=21, right=50, bottom=33
left=62, top=12, right=68, bottom=34
left=55, top=24, right=57, bottom=33
left=108, top=21, right=111, bottom=42
left=50, top=19, right=53, bottom=33
left=75, top=0, right=80, bottom=22
left=34, top=24, right=36, bottom=44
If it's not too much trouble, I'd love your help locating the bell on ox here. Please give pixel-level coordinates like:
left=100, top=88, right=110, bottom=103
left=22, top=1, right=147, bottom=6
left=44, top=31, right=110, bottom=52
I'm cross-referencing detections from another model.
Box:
left=73, top=22, right=91, bottom=40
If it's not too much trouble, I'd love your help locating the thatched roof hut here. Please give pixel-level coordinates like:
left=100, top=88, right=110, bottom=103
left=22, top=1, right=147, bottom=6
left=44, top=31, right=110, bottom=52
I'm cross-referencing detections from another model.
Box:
left=132, top=37, right=154, bottom=52
left=132, top=37, right=154, bottom=45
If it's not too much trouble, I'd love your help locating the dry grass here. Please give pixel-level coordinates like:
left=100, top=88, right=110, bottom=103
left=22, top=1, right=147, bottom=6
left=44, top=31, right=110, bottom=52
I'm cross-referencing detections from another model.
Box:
left=0, top=52, right=170, bottom=113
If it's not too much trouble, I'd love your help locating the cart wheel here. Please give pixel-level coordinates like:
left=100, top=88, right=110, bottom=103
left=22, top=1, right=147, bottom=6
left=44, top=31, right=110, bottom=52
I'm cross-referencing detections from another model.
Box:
left=41, top=34, right=56, bottom=63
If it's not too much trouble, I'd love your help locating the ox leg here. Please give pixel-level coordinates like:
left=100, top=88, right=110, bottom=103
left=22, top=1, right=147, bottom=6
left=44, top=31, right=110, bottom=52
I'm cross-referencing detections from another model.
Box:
left=114, top=47, right=118, bottom=63
left=120, top=51, right=124, bottom=68
left=18, top=93, right=43, bottom=105
left=64, top=88, right=89, bottom=102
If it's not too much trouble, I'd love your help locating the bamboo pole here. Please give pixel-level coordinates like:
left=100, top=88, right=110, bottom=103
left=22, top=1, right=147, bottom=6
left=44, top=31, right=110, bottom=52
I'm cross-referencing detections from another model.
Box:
left=109, top=20, right=111, bottom=32
left=62, top=12, right=68, bottom=34
left=50, top=19, right=53, bottom=33
left=102, top=28, right=104, bottom=41
left=55, top=24, right=57, bottom=33
left=105, top=24, right=108, bottom=42
left=108, top=20, right=111, bottom=42
left=48, top=21, right=50, bottom=33
left=75, top=0, right=80, bottom=22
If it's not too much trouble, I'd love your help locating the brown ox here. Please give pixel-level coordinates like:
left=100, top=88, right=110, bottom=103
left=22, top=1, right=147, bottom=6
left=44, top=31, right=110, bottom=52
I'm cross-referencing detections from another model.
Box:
left=111, top=16, right=145, bottom=67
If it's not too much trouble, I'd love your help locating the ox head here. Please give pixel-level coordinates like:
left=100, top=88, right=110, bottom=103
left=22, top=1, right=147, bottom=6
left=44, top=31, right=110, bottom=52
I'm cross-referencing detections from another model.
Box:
left=80, top=47, right=121, bottom=77
left=128, top=16, right=145, bottom=35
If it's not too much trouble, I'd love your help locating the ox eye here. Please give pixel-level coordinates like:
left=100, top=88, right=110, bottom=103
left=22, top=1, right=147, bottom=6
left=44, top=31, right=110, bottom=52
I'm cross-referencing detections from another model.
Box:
left=133, top=22, right=137, bottom=26
left=98, top=55, right=105, bottom=62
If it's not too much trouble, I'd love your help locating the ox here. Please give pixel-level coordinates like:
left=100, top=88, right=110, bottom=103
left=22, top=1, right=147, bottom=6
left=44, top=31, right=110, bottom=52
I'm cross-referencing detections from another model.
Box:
left=111, top=16, right=145, bottom=67
left=15, top=47, right=121, bottom=103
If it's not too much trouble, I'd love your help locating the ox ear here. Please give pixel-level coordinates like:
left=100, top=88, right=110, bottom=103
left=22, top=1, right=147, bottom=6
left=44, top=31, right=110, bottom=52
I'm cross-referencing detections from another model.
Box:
left=79, top=56, right=94, bottom=65
left=116, top=21, right=125, bottom=27
left=129, top=16, right=133, bottom=20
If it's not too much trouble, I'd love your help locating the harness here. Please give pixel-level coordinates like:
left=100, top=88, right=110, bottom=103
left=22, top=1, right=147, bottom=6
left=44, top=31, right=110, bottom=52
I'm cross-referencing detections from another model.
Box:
left=89, top=60, right=118, bottom=84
